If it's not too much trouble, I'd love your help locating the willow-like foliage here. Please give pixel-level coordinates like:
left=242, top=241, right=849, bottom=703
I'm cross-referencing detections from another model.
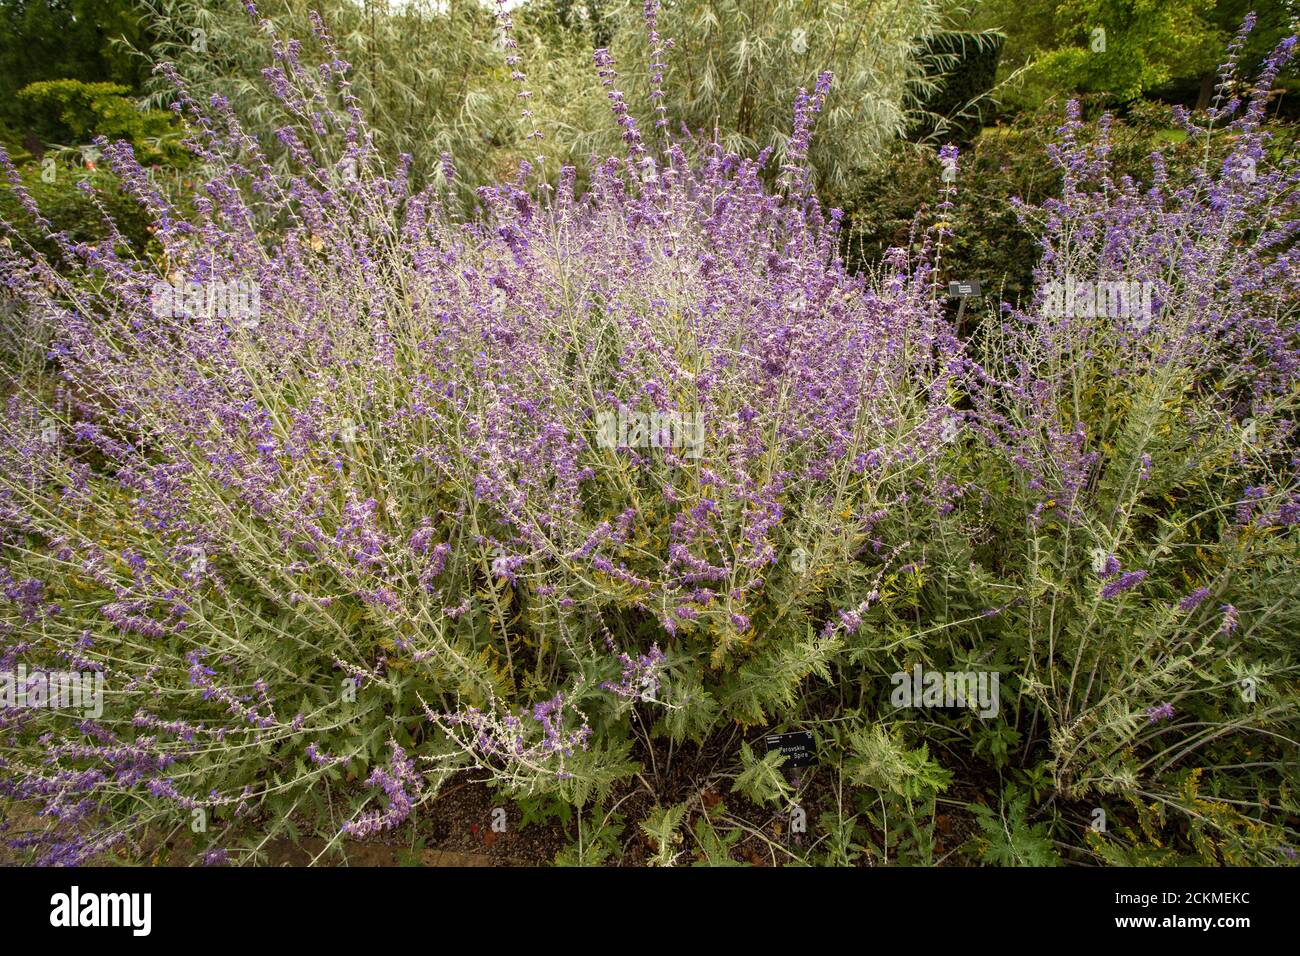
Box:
left=609, top=0, right=953, bottom=196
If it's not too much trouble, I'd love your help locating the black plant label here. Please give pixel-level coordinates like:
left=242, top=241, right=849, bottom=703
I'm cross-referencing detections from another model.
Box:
left=764, top=730, right=816, bottom=767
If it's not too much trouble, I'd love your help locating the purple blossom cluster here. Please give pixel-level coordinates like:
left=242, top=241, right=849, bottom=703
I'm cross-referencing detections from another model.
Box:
left=433, top=692, right=593, bottom=782
left=341, top=742, right=421, bottom=838
left=601, top=644, right=667, bottom=702
left=1146, top=702, right=1175, bottom=724
left=1101, top=570, right=1148, bottom=600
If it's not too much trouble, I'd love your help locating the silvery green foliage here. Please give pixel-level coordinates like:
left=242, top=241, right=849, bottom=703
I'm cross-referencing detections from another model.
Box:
left=140, top=0, right=608, bottom=199
left=609, top=0, right=949, bottom=195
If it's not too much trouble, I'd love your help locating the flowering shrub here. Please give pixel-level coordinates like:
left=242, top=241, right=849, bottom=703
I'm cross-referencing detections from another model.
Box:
left=925, top=25, right=1300, bottom=864
left=0, top=9, right=1295, bottom=866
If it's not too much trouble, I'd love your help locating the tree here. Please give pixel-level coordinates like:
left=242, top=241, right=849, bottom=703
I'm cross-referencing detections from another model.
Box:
left=16, top=79, right=181, bottom=161
left=141, top=0, right=609, bottom=197
left=608, top=0, right=952, bottom=197
left=1031, top=0, right=1223, bottom=101
left=974, top=0, right=1297, bottom=106
left=0, top=0, right=152, bottom=133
